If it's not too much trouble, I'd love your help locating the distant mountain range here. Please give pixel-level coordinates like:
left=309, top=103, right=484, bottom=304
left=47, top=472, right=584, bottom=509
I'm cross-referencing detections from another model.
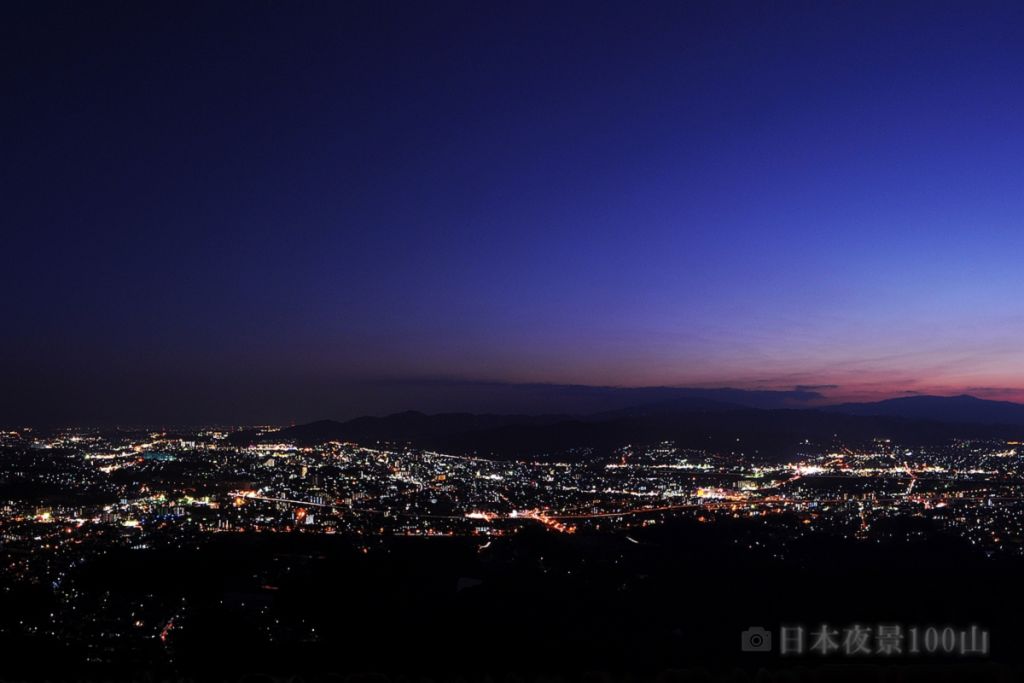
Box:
left=822, top=394, right=1024, bottom=426
left=229, top=393, right=1024, bottom=459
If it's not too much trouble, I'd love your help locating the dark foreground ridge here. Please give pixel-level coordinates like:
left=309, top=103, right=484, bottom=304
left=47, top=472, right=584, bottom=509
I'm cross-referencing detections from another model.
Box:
left=3, top=518, right=1023, bottom=681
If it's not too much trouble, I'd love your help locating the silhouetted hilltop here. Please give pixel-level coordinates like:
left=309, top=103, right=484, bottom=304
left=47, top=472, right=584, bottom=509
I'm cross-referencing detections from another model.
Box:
left=824, top=394, right=1024, bottom=426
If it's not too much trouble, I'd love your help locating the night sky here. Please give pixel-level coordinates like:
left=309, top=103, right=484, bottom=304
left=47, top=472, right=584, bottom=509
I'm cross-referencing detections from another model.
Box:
left=5, top=1, right=1024, bottom=425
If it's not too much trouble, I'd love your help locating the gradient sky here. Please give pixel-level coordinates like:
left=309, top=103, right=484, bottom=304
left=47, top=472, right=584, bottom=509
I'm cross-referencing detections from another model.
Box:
left=5, top=1, right=1024, bottom=424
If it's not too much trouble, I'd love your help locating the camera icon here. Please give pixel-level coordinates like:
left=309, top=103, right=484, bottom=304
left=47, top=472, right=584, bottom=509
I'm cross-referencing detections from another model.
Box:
left=741, top=626, right=772, bottom=652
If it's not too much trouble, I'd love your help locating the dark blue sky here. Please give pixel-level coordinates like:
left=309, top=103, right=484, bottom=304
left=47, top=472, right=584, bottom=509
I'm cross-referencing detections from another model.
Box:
left=5, top=1, right=1024, bottom=424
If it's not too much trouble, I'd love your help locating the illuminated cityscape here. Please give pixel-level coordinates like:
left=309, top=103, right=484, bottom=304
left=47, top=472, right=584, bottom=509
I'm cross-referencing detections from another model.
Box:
left=2, top=421, right=1024, bottom=672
